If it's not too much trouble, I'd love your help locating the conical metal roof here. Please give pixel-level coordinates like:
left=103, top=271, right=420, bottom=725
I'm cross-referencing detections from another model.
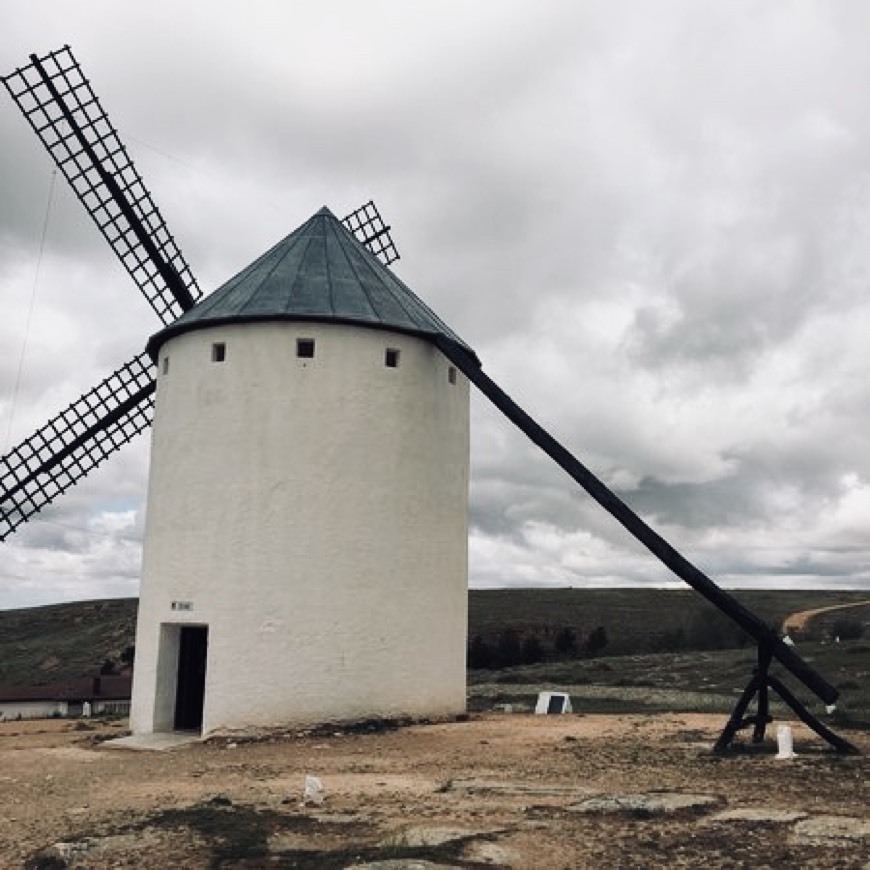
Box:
left=146, top=207, right=475, bottom=360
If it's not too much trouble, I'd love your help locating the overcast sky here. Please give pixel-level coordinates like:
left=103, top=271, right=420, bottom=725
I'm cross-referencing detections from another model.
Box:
left=3, top=1, right=870, bottom=609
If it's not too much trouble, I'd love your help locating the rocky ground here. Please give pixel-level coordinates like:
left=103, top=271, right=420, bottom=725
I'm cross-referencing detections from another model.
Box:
left=1, top=713, right=868, bottom=869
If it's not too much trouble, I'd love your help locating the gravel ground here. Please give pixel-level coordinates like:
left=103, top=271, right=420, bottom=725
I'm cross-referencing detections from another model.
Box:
left=1, top=711, right=868, bottom=869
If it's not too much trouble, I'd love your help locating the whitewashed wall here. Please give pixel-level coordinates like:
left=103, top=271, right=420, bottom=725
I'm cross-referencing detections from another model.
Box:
left=0, top=700, right=76, bottom=720
left=131, top=322, right=470, bottom=735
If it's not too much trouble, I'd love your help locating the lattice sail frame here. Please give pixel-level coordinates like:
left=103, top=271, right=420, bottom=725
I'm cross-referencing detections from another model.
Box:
left=1, top=44, right=403, bottom=541
left=342, top=200, right=400, bottom=266
left=1, top=45, right=201, bottom=323
left=0, top=187, right=401, bottom=539
left=0, top=354, right=155, bottom=541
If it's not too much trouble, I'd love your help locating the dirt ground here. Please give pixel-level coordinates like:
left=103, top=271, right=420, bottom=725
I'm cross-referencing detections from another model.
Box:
left=1, top=713, right=868, bottom=869
left=781, top=599, right=870, bottom=635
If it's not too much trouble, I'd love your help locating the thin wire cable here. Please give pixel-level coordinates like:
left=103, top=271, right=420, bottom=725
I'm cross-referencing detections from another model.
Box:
left=3, top=169, right=58, bottom=453
left=128, top=134, right=287, bottom=215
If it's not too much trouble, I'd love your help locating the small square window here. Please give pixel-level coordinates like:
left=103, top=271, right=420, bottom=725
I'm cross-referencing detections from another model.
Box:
left=297, top=338, right=315, bottom=359
left=162, top=356, right=170, bottom=375
left=212, top=342, right=226, bottom=363
left=385, top=348, right=400, bottom=368
left=448, top=366, right=457, bottom=384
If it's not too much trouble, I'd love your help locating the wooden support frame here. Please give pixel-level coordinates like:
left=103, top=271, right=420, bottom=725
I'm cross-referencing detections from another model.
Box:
left=435, top=336, right=859, bottom=755
left=713, top=644, right=859, bottom=754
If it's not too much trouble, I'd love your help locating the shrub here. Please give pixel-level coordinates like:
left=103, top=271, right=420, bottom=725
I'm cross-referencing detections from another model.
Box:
left=495, top=628, right=523, bottom=668
left=554, top=627, right=578, bottom=657
left=521, top=634, right=545, bottom=665
left=585, top=626, right=608, bottom=656
left=684, top=608, right=749, bottom=651
left=831, top=618, right=864, bottom=642
left=467, top=635, right=493, bottom=669
left=650, top=628, right=687, bottom=653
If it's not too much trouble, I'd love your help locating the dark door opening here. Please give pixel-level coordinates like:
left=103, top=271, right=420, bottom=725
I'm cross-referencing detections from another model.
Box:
left=546, top=694, right=566, bottom=714
left=174, top=625, right=208, bottom=731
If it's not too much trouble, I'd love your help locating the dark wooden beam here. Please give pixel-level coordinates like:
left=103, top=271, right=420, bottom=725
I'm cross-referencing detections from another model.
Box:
left=436, top=337, right=839, bottom=706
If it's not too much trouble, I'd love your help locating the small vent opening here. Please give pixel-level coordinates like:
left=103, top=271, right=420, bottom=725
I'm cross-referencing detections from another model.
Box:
left=162, top=356, right=170, bottom=375
left=212, top=342, right=226, bottom=363
left=448, top=366, right=457, bottom=384
left=385, top=348, right=400, bottom=368
left=297, top=338, right=316, bottom=359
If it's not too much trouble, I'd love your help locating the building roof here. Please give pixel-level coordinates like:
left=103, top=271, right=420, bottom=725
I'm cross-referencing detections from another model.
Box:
left=146, top=207, right=477, bottom=361
left=0, top=674, right=131, bottom=703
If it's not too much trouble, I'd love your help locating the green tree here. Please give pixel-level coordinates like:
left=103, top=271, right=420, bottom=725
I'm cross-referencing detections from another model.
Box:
left=585, top=626, right=608, bottom=656
left=521, top=634, right=545, bottom=665
left=467, top=635, right=493, bottom=669
left=554, top=627, right=578, bottom=657
left=685, top=608, right=749, bottom=651
left=495, top=628, right=523, bottom=668
left=831, top=618, right=864, bottom=641
left=650, top=627, right=687, bottom=653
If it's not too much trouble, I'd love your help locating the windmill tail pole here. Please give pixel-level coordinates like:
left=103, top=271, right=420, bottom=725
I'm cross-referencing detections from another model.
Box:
left=436, top=337, right=839, bottom=707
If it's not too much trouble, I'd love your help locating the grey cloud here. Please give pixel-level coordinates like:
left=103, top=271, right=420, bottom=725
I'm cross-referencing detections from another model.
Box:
left=4, top=2, right=870, bottom=606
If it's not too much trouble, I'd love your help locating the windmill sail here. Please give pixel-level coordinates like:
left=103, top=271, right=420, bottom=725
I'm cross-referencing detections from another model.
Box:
left=0, top=46, right=406, bottom=542
left=1, top=45, right=201, bottom=540
left=341, top=200, right=400, bottom=266
left=1, top=45, right=200, bottom=323
left=0, top=354, right=155, bottom=542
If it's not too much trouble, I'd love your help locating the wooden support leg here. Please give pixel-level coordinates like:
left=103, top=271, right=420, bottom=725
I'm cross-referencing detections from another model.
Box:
left=752, top=647, right=773, bottom=744
left=715, top=658, right=860, bottom=755
left=767, top=674, right=860, bottom=755
left=713, top=672, right=761, bottom=754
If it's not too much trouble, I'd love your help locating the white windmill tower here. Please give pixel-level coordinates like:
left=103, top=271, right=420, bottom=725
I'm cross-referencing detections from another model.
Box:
left=130, top=208, right=473, bottom=734
left=3, top=47, right=858, bottom=753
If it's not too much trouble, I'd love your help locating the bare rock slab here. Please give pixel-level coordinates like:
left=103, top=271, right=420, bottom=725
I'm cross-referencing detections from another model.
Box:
left=381, top=826, right=477, bottom=848
left=449, top=778, right=594, bottom=799
left=791, top=815, right=870, bottom=847
left=569, top=792, right=722, bottom=816
left=350, top=863, right=458, bottom=870
left=462, top=840, right=522, bottom=866
left=707, top=807, right=808, bottom=825
left=379, top=826, right=519, bottom=867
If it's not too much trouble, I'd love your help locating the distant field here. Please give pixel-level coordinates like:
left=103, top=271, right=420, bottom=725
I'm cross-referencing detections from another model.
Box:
left=0, top=598, right=137, bottom=686
left=468, top=587, right=870, bottom=655
left=465, top=588, right=870, bottom=727
left=1, top=590, right=868, bottom=726
left=468, top=639, right=870, bottom=725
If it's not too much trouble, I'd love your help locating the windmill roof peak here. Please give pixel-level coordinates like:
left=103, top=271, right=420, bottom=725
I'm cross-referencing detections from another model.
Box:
left=146, top=208, right=475, bottom=361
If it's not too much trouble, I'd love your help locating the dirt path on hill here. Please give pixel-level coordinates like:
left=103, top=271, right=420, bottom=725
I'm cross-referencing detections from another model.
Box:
left=781, top=599, right=870, bottom=635
left=1, top=713, right=867, bottom=869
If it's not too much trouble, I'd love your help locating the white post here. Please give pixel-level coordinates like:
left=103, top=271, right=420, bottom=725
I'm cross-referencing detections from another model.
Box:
left=775, top=724, right=795, bottom=759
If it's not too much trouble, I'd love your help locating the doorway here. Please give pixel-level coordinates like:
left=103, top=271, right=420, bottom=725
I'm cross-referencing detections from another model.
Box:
left=173, top=625, right=208, bottom=730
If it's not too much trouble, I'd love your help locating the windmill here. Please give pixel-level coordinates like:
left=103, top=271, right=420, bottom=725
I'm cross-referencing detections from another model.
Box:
left=1, top=47, right=857, bottom=751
